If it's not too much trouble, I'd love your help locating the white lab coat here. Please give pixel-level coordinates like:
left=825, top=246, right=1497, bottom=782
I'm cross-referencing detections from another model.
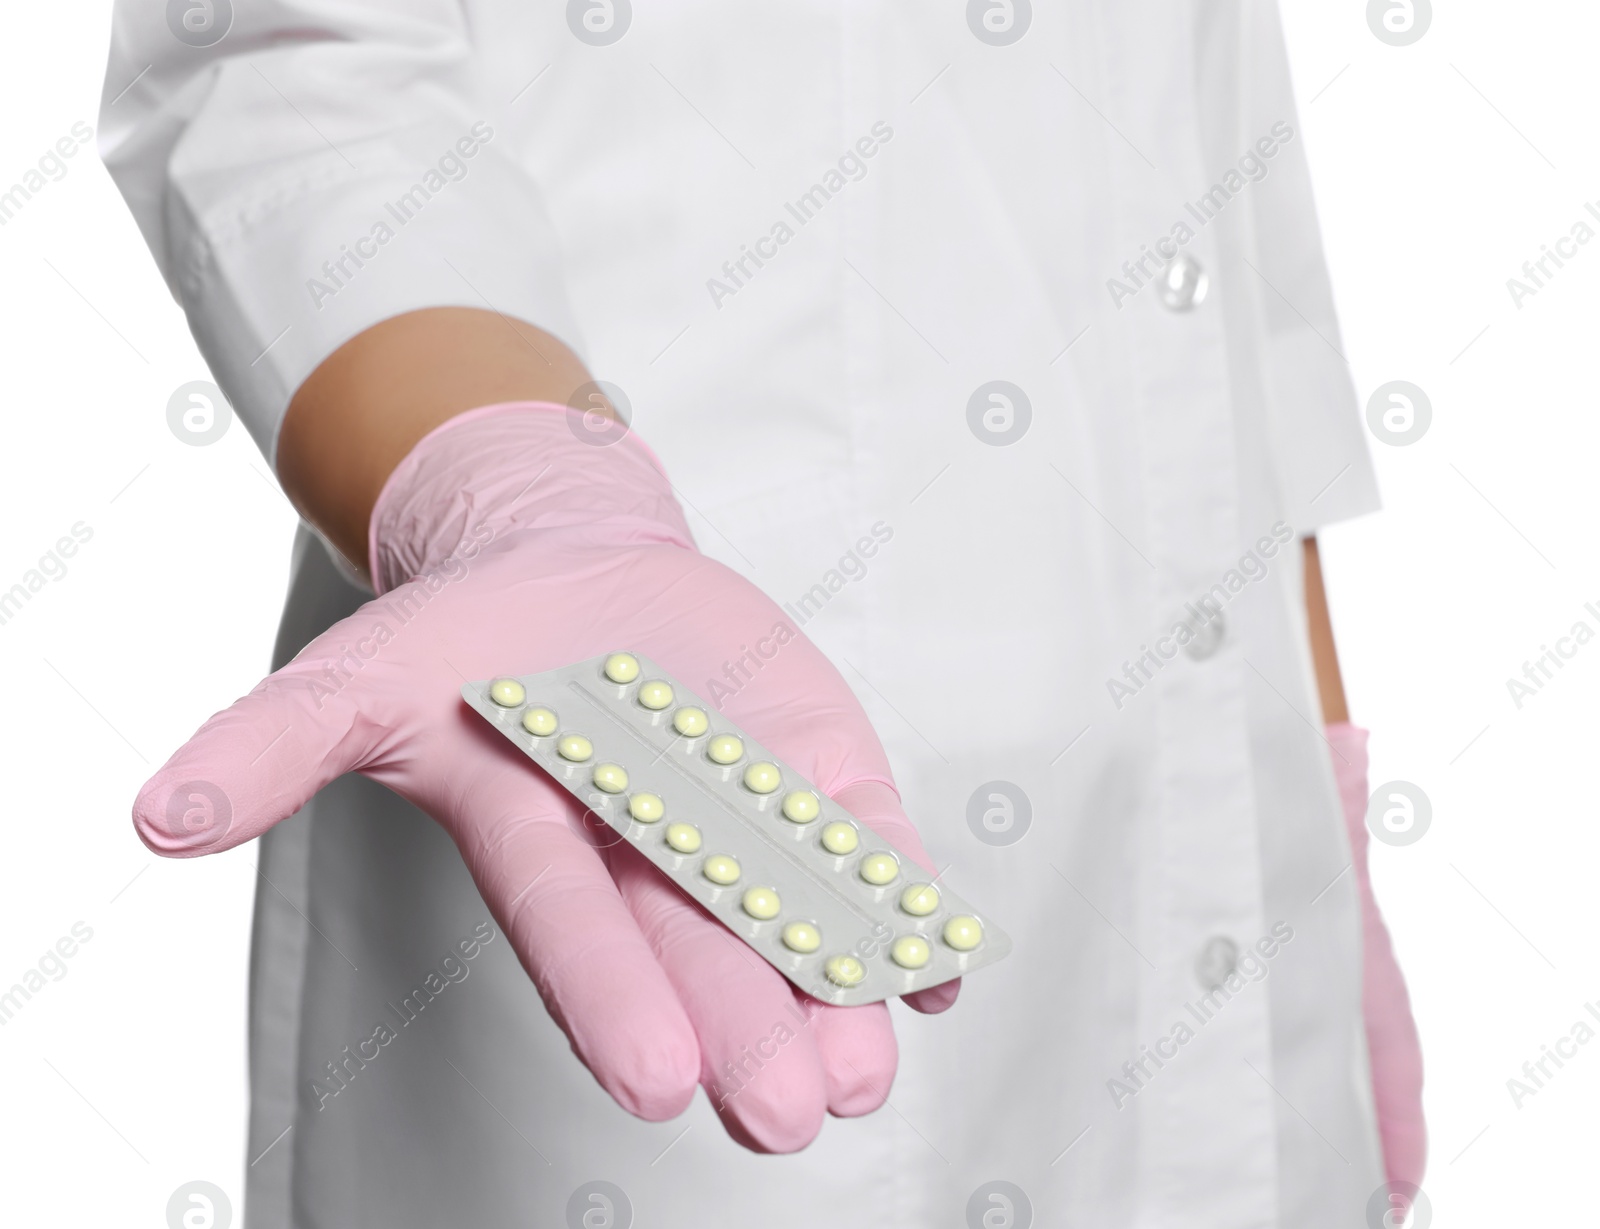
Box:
left=101, top=3, right=1385, bottom=1226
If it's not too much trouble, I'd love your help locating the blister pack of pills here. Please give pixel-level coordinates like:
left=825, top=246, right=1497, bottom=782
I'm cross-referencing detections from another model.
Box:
left=462, top=651, right=1011, bottom=1006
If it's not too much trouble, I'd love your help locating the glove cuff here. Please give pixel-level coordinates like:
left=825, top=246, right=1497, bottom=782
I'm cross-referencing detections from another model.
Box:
left=1325, top=720, right=1371, bottom=862
left=367, top=402, right=696, bottom=595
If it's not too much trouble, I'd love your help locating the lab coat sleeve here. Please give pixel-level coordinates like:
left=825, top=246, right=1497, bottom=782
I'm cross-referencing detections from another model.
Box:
left=97, top=0, right=582, bottom=464
left=1242, top=2, right=1381, bottom=533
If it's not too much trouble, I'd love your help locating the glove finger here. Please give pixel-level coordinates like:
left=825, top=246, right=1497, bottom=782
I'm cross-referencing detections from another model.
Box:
left=806, top=995, right=899, bottom=1117
left=130, top=611, right=403, bottom=857
left=608, top=842, right=831, bottom=1153
left=452, top=749, right=701, bottom=1122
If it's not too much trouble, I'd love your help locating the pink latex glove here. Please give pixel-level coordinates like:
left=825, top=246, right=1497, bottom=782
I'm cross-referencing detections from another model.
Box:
left=1326, top=722, right=1426, bottom=1196
left=134, top=402, right=957, bottom=1153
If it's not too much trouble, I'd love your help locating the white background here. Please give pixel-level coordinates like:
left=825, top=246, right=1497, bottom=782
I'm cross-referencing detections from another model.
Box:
left=0, top=1, right=1589, bottom=1223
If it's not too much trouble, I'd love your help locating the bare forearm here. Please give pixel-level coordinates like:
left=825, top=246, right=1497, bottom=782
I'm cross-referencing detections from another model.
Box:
left=1302, top=535, right=1349, bottom=725
left=277, top=307, right=593, bottom=577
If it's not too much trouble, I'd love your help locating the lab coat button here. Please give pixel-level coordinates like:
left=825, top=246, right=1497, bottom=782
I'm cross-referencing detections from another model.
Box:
left=1159, top=254, right=1209, bottom=311
left=1195, top=936, right=1239, bottom=990
left=1183, top=611, right=1226, bottom=661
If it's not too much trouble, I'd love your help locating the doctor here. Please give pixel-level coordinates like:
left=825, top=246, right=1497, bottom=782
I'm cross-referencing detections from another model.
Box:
left=101, top=1, right=1424, bottom=1225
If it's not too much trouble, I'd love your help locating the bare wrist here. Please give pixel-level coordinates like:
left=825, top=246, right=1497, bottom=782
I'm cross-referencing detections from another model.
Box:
left=277, top=307, right=594, bottom=578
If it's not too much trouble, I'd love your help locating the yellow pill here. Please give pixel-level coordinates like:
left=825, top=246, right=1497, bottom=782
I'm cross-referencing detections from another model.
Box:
left=781, top=790, right=820, bottom=824
left=638, top=680, right=674, bottom=710
left=603, top=652, right=640, bottom=683
left=859, top=852, right=899, bottom=886
left=824, top=954, right=866, bottom=987
left=900, top=883, right=941, bottom=916
left=821, top=822, right=859, bottom=855
left=521, top=707, right=558, bottom=737
left=707, top=734, right=744, bottom=765
left=592, top=763, right=628, bottom=794
left=703, top=854, right=741, bottom=885
left=891, top=935, right=932, bottom=969
left=942, top=915, right=984, bottom=952
left=741, top=886, right=781, bottom=920
left=665, top=823, right=702, bottom=854
left=743, top=762, right=781, bottom=794
left=557, top=734, right=593, bottom=762
left=628, top=793, right=664, bottom=823
left=782, top=921, right=821, bottom=954
left=489, top=678, right=525, bottom=707
left=672, top=707, right=709, bottom=737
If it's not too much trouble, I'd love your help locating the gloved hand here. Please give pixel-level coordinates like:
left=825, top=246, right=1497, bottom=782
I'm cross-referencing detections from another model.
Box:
left=134, top=402, right=957, bottom=1153
left=1326, top=722, right=1426, bottom=1195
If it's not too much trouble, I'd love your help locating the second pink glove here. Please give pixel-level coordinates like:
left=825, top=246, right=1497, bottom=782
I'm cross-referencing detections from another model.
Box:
left=1326, top=722, right=1427, bottom=1198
